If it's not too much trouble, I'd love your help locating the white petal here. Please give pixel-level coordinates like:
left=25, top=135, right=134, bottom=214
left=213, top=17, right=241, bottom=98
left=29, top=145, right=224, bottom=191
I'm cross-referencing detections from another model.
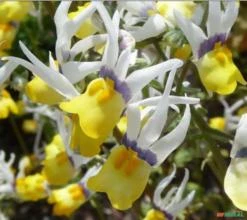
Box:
left=49, top=52, right=58, bottom=71
left=130, top=14, right=166, bottom=42
left=96, top=2, right=119, bottom=68
left=153, top=166, right=176, bottom=207
left=174, top=10, right=207, bottom=59
left=174, top=168, right=189, bottom=202
left=81, top=164, right=102, bottom=186
left=6, top=56, right=79, bottom=99
left=221, top=1, right=239, bottom=36
left=166, top=191, right=195, bottom=216
left=207, top=1, right=221, bottom=37
left=126, top=59, right=183, bottom=99
left=115, top=48, right=132, bottom=80
left=70, top=34, right=107, bottom=60
left=126, top=103, right=141, bottom=141
left=151, top=104, right=191, bottom=166
left=62, top=61, right=101, bottom=84
left=0, top=60, right=18, bottom=85
left=137, top=68, right=177, bottom=149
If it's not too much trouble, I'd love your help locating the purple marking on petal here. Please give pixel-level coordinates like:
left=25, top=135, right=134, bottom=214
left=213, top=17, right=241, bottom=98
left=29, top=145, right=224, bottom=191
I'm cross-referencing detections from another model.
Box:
left=99, top=66, right=131, bottom=102
left=163, top=210, right=173, bottom=220
left=122, top=134, right=157, bottom=166
left=198, top=33, right=227, bottom=58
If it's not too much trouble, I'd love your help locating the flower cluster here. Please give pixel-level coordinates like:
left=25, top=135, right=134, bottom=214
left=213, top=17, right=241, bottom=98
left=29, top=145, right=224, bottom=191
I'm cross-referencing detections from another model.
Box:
left=0, top=0, right=246, bottom=219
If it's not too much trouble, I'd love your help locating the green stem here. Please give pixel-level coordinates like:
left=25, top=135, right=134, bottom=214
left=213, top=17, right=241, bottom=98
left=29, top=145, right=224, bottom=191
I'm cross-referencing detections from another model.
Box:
left=153, top=42, right=167, bottom=61
left=9, top=116, right=29, bottom=155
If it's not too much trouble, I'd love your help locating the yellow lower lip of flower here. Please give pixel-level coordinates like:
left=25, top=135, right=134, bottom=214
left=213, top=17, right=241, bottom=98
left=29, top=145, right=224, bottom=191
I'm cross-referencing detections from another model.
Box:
left=42, top=134, right=76, bottom=185
left=16, top=173, right=47, bottom=201
left=144, top=209, right=166, bottom=220
left=70, top=115, right=105, bottom=157
left=224, top=158, right=247, bottom=211
left=25, top=76, right=64, bottom=105
left=0, top=23, right=17, bottom=50
left=60, top=78, right=125, bottom=139
left=197, top=45, right=246, bottom=95
left=87, top=145, right=152, bottom=210
left=48, top=184, right=86, bottom=217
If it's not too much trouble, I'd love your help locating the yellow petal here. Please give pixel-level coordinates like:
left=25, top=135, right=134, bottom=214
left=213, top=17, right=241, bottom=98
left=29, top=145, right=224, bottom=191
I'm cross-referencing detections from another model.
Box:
left=0, top=2, right=32, bottom=23
left=42, top=134, right=76, bottom=185
left=16, top=173, right=47, bottom=201
left=48, top=184, right=86, bottom=217
left=60, top=78, right=125, bottom=139
left=70, top=115, right=105, bottom=157
left=144, top=209, right=166, bottom=220
left=0, top=89, right=18, bottom=119
left=197, top=45, right=245, bottom=95
left=87, top=145, right=152, bottom=210
left=68, top=3, right=97, bottom=39
left=25, top=76, right=64, bottom=105
left=224, top=158, right=247, bottom=211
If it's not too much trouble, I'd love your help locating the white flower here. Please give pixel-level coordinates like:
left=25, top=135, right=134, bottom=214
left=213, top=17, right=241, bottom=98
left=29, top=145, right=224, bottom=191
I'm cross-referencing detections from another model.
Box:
left=152, top=167, right=195, bottom=219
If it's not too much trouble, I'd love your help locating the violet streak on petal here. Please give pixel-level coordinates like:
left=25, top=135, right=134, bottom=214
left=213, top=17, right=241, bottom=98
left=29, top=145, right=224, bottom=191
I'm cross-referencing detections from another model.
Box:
left=198, top=33, right=227, bottom=58
left=99, top=66, right=131, bottom=102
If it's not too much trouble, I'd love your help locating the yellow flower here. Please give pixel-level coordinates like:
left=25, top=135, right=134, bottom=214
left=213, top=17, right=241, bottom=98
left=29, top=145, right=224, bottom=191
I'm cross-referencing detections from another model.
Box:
left=0, top=90, right=18, bottom=119
left=155, top=1, right=196, bottom=24
left=25, top=76, right=64, bottom=105
left=87, top=145, right=152, bottom=210
left=48, top=183, right=86, bottom=216
left=16, top=173, right=47, bottom=201
left=196, top=44, right=246, bottom=95
left=0, top=23, right=17, bottom=53
left=144, top=209, right=166, bottom=220
left=42, top=134, right=76, bottom=186
left=224, top=158, right=247, bottom=211
left=60, top=78, right=125, bottom=157
left=174, top=44, right=192, bottom=60
left=209, top=117, right=225, bottom=131
left=0, top=1, right=32, bottom=23
left=68, top=3, right=97, bottom=39
left=22, top=119, right=38, bottom=134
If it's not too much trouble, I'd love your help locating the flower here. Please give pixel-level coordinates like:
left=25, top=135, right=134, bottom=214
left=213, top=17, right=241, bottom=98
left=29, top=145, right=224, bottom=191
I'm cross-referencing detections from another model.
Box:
left=48, top=165, right=100, bottom=216
left=42, top=134, right=76, bottom=186
left=0, top=89, right=18, bottom=119
left=87, top=68, right=198, bottom=210
left=15, top=173, right=48, bottom=201
left=224, top=114, right=247, bottom=211
left=144, top=167, right=195, bottom=220
left=209, top=117, right=225, bottom=131
left=48, top=183, right=86, bottom=217
left=0, top=23, right=17, bottom=55
left=0, top=1, right=32, bottom=23
left=175, top=0, right=246, bottom=95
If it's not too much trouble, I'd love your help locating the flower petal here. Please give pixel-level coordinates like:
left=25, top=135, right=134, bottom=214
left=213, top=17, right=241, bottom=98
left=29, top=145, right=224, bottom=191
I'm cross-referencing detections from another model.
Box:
left=206, top=1, right=221, bottom=37
left=174, top=10, right=207, bottom=59
left=151, top=104, right=191, bottom=166
left=0, top=60, right=18, bottom=85
left=137, top=67, right=177, bottom=149
left=62, top=61, right=102, bottom=84
left=115, top=48, right=132, bottom=81
left=130, top=14, right=166, bottom=42
left=126, top=103, right=141, bottom=141
left=126, top=59, right=183, bottom=99
left=19, top=42, right=79, bottom=98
